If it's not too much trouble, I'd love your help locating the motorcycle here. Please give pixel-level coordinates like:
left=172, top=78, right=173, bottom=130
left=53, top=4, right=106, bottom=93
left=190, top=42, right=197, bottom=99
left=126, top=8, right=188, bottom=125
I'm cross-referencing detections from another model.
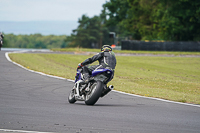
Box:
left=68, top=67, right=114, bottom=105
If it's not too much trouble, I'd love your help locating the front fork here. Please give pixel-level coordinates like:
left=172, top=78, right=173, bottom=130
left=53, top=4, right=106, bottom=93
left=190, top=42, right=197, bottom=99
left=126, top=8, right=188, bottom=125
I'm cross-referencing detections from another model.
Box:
left=74, top=81, right=85, bottom=101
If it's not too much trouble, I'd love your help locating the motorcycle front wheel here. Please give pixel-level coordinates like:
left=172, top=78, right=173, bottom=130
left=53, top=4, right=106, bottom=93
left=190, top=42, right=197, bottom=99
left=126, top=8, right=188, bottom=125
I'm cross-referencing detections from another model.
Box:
left=68, top=88, right=77, bottom=104
left=85, top=81, right=104, bottom=105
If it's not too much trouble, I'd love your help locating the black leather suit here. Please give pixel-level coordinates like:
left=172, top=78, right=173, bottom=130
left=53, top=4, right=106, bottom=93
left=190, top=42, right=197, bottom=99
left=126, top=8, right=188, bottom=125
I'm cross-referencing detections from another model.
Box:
left=81, top=50, right=117, bottom=79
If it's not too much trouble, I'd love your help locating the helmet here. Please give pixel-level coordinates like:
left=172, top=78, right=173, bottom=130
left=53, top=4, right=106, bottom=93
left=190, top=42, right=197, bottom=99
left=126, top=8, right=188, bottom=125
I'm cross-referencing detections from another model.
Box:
left=101, top=45, right=112, bottom=52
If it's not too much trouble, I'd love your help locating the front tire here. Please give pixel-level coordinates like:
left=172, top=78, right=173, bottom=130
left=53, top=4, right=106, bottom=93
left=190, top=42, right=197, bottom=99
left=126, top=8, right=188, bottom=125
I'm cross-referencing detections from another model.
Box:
left=68, top=88, right=76, bottom=104
left=85, top=81, right=104, bottom=105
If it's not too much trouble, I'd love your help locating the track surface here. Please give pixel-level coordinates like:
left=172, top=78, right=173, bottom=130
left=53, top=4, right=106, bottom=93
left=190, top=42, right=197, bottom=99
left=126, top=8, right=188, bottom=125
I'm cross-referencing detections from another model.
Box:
left=0, top=51, right=200, bottom=133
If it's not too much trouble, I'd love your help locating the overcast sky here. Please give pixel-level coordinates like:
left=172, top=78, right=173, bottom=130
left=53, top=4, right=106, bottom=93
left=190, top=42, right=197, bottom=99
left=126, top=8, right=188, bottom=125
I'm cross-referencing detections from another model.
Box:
left=0, top=0, right=107, bottom=21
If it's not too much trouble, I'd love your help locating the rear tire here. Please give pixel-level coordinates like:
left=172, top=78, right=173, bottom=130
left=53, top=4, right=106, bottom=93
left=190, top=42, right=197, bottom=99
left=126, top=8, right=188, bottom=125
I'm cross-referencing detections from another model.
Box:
left=85, top=81, right=104, bottom=105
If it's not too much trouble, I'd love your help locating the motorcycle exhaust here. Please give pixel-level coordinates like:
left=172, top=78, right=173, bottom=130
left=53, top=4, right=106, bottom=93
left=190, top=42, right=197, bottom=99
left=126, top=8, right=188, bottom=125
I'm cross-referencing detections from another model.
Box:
left=109, top=85, right=114, bottom=90
left=101, top=85, right=114, bottom=97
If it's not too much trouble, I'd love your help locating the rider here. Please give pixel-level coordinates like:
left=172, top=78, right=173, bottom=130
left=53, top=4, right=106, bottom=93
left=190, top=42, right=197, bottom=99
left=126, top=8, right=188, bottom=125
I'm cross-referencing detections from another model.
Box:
left=77, top=45, right=117, bottom=84
left=0, top=32, right=4, bottom=51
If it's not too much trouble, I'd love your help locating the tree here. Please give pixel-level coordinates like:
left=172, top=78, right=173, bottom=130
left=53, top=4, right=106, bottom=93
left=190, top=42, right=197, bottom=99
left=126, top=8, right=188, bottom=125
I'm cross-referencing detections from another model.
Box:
left=67, top=14, right=110, bottom=48
left=103, top=0, right=133, bottom=38
left=4, top=34, right=67, bottom=49
left=103, top=0, right=200, bottom=41
left=158, top=0, right=200, bottom=41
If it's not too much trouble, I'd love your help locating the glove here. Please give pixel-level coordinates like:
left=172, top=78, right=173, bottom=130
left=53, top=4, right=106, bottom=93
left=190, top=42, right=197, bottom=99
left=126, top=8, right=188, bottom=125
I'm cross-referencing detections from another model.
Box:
left=77, top=63, right=83, bottom=69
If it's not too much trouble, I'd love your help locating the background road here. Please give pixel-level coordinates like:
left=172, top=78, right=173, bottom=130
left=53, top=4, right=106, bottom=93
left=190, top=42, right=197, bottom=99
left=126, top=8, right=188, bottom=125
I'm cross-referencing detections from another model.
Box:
left=0, top=51, right=200, bottom=133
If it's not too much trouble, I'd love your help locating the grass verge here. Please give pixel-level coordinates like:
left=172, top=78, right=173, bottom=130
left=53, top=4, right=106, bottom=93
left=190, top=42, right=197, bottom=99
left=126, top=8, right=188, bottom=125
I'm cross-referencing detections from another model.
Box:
left=52, top=47, right=200, bottom=56
left=9, top=52, right=200, bottom=104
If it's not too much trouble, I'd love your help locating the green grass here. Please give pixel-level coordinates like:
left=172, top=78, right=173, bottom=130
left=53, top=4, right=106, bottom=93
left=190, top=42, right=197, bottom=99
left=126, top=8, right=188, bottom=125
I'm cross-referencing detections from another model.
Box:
left=9, top=52, right=200, bottom=104
left=52, top=47, right=200, bottom=56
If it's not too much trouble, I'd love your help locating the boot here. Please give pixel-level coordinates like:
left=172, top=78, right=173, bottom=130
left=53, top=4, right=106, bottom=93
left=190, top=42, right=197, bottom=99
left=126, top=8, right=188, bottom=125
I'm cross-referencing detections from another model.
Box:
left=79, top=73, right=90, bottom=84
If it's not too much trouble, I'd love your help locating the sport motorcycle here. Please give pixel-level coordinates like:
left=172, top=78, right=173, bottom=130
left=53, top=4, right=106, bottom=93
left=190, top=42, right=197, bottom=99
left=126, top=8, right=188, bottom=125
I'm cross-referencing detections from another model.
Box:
left=68, top=67, right=114, bottom=105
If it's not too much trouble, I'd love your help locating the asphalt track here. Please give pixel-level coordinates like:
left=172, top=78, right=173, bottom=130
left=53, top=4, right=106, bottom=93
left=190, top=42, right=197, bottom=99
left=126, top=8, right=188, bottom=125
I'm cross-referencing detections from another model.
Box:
left=0, top=50, right=200, bottom=133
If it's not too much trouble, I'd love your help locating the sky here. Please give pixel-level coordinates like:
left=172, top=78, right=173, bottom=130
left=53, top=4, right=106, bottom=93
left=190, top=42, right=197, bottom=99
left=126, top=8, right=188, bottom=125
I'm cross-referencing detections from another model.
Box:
left=0, top=0, right=108, bottom=35
left=0, top=0, right=107, bottom=21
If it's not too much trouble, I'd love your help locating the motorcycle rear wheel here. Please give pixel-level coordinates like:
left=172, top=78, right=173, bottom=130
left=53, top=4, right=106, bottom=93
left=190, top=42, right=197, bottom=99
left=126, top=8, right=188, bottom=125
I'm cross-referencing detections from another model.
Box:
left=85, top=81, right=103, bottom=105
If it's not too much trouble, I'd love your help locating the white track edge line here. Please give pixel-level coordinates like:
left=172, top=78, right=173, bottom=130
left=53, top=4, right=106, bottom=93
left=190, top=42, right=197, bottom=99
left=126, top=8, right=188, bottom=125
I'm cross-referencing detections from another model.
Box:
left=112, top=90, right=200, bottom=108
left=5, top=51, right=200, bottom=108
left=0, top=129, right=54, bottom=133
left=5, top=52, right=74, bottom=82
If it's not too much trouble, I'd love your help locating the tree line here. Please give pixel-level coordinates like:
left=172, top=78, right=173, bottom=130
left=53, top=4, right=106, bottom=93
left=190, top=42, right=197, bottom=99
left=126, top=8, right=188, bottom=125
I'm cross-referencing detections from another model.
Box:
left=3, top=34, right=67, bottom=49
left=66, top=0, right=200, bottom=48
left=3, top=0, right=200, bottom=49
